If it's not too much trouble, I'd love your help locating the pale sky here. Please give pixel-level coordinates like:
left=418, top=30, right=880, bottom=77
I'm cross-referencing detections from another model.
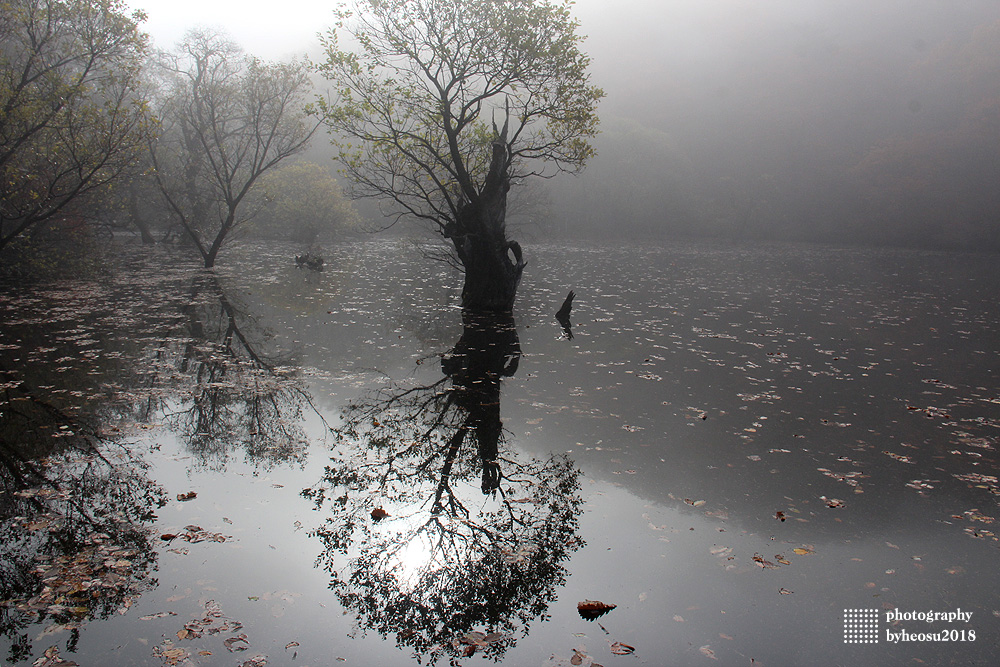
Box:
left=127, top=0, right=337, bottom=59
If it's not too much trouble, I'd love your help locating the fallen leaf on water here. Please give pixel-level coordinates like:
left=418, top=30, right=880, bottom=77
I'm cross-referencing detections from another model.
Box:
left=779, top=588, right=794, bottom=595
left=285, top=642, right=299, bottom=650
left=159, top=534, right=178, bottom=541
left=224, top=634, right=249, bottom=652
left=578, top=600, right=616, bottom=620
left=776, top=555, right=791, bottom=565
left=609, top=641, right=635, bottom=655
left=139, top=611, right=177, bottom=621
left=699, top=645, right=717, bottom=660
left=775, top=511, right=786, bottom=522
left=371, top=508, right=389, bottom=522
left=792, top=548, right=813, bottom=555
left=31, top=645, right=78, bottom=666
left=176, top=492, right=196, bottom=502
left=752, top=553, right=779, bottom=569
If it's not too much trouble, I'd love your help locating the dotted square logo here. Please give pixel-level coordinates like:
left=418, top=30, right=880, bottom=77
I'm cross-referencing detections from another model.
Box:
left=844, top=608, right=880, bottom=643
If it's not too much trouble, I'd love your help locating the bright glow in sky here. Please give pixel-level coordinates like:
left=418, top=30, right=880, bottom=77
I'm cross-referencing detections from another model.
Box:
left=127, top=0, right=337, bottom=59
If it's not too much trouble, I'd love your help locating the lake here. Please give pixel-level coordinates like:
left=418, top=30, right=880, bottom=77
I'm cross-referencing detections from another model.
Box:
left=1, top=239, right=998, bottom=666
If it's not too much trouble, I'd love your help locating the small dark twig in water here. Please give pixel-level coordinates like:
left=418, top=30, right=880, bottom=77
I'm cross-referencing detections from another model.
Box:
left=556, top=290, right=575, bottom=339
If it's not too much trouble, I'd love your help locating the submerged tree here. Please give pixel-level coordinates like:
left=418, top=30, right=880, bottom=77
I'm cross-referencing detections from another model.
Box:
left=150, top=29, right=318, bottom=267
left=0, top=0, right=152, bottom=253
left=315, top=0, right=603, bottom=312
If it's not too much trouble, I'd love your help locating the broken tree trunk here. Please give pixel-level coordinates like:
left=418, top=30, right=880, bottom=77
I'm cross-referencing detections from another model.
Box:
left=447, top=116, right=526, bottom=313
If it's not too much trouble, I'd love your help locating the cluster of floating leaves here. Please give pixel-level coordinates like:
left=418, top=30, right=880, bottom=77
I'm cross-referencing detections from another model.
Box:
left=149, top=599, right=266, bottom=666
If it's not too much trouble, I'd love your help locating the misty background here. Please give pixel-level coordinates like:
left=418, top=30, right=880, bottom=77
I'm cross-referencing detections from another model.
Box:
left=132, top=0, right=1000, bottom=251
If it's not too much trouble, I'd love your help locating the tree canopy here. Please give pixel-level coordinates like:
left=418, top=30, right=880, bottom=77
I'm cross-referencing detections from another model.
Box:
left=0, top=0, right=152, bottom=252
left=317, top=0, right=602, bottom=228
left=315, top=0, right=602, bottom=311
left=251, top=161, right=358, bottom=243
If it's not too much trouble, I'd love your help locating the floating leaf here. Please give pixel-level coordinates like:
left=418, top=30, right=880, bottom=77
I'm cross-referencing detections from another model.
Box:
left=792, top=548, right=813, bottom=555
left=224, top=634, right=250, bottom=652
left=139, top=612, right=177, bottom=621
left=578, top=600, right=616, bottom=620
left=699, top=645, right=717, bottom=660
left=176, top=492, right=197, bottom=502
left=31, top=645, right=79, bottom=666
left=752, top=553, right=779, bottom=569
left=775, top=511, right=786, bottom=522
left=609, top=641, right=635, bottom=655
left=370, top=507, right=389, bottom=522
left=779, top=588, right=794, bottom=595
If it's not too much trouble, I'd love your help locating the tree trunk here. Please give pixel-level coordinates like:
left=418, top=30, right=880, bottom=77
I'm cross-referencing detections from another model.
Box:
left=450, top=134, right=525, bottom=313
left=128, top=189, right=155, bottom=244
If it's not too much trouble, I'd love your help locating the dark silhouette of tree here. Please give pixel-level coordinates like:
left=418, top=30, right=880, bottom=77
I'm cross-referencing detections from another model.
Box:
left=303, top=312, right=582, bottom=662
left=314, top=0, right=603, bottom=312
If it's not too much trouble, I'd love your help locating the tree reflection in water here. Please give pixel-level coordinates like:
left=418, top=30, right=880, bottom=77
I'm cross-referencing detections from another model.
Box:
left=0, top=268, right=319, bottom=661
left=0, top=377, right=164, bottom=663
left=305, top=312, right=583, bottom=662
left=157, top=272, right=317, bottom=467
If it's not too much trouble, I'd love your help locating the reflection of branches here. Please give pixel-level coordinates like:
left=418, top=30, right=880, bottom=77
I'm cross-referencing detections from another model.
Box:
left=159, top=273, right=317, bottom=467
left=304, top=312, right=582, bottom=663
left=0, top=380, right=163, bottom=663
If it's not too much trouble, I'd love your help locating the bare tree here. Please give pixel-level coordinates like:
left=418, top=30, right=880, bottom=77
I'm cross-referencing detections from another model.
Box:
left=150, top=29, right=318, bottom=267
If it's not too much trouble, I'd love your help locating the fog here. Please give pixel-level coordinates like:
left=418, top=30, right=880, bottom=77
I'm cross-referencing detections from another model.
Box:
left=130, top=0, right=1000, bottom=250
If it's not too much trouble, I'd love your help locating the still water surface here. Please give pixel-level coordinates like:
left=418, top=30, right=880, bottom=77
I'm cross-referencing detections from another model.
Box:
left=1, top=240, right=998, bottom=666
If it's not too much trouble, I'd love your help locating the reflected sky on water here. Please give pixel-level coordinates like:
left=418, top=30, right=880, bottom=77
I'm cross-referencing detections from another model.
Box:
left=2, top=240, right=999, bottom=665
